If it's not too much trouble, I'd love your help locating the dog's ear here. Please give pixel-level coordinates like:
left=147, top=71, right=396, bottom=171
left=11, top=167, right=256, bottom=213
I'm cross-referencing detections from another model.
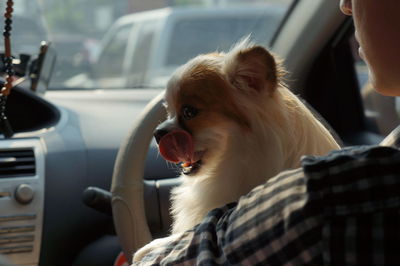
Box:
left=225, top=45, right=281, bottom=94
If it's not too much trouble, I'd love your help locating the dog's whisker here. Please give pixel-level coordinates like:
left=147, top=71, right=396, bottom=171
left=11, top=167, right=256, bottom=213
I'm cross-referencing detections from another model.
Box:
left=166, top=161, right=180, bottom=172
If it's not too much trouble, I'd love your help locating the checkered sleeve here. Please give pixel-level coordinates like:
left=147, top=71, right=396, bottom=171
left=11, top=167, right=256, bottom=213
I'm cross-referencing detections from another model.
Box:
left=134, top=145, right=400, bottom=265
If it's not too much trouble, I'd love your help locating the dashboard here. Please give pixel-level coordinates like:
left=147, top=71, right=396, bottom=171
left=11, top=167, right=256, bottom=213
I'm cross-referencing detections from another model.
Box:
left=0, top=87, right=174, bottom=265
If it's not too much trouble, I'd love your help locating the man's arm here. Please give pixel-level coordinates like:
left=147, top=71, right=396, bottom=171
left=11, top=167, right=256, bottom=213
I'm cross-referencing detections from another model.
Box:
left=133, top=168, right=322, bottom=265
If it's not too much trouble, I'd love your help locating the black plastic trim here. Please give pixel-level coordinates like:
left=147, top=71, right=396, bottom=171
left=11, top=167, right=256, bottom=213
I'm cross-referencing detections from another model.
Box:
left=4, top=86, right=60, bottom=134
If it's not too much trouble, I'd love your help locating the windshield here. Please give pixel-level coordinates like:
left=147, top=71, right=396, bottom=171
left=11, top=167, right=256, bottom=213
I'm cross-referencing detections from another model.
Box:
left=2, top=0, right=293, bottom=90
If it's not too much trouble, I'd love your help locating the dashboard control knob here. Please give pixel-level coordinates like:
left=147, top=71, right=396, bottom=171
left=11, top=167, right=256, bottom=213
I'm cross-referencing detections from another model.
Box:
left=15, top=184, right=34, bottom=204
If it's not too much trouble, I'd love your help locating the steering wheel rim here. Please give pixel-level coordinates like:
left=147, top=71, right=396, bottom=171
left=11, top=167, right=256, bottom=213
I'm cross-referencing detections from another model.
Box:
left=111, top=91, right=166, bottom=261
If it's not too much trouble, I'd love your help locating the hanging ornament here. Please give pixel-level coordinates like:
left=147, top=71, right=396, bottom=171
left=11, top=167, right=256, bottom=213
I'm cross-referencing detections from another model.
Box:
left=0, top=0, right=14, bottom=138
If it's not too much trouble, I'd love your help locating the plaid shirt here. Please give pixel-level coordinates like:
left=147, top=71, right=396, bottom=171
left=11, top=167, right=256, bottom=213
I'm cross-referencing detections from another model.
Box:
left=134, top=145, right=400, bottom=265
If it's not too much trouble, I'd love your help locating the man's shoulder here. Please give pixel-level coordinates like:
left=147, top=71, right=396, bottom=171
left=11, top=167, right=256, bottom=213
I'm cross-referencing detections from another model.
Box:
left=301, top=145, right=400, bottom=216
left=301, top=145, right=400, bottom=265
left=302, top=145, right=400, bottom=174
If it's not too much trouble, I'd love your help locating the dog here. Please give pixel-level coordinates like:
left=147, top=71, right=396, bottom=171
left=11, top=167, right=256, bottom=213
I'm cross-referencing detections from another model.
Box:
left=133, top=38, right=340, bottom=262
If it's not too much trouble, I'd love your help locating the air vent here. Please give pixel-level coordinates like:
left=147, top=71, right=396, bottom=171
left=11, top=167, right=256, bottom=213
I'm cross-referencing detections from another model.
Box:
left=0, top=149, right=35, bottom=177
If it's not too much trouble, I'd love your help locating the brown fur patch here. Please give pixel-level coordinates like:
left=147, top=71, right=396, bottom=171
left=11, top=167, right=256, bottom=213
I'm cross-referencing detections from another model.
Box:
left=236, top=46, right=278, bottom=93
left=176, top=64, right=250, bottom=132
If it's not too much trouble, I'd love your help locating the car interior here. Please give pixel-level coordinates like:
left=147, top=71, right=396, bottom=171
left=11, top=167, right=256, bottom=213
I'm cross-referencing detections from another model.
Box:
left=0, top=0, right=397, bottom=265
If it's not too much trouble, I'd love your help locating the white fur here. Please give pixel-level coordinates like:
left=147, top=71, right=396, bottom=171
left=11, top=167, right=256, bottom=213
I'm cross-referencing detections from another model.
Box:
left=133, top=40, right=340, bottom=262
left=168, top=40, right=339, bottom=233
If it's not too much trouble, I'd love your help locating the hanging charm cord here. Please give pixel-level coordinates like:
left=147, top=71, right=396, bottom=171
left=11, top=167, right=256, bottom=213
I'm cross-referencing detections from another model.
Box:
left=0, top=0, right=14, bottom=138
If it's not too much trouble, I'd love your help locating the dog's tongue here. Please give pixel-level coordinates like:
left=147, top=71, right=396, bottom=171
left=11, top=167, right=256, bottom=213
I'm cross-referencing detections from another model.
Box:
left=158, top=130, right=194, bottom=164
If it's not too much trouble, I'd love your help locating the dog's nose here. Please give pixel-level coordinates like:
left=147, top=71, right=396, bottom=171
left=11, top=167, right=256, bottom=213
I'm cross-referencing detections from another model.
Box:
left=154, top=129, right=169, bottom=144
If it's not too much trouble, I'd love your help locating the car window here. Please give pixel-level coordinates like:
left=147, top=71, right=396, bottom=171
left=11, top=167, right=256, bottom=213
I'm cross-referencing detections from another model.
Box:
left=7, top=0, right=295, bottom=90
left=128, top=21, right=157, bottom=86
left=93, top=25, right=132, bottom=87
left=165, top=13, right=283, bottom=67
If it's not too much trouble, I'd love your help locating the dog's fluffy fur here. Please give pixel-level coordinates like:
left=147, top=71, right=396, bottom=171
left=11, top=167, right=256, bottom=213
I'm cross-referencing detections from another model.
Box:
left=134, top=39, right=340, bottom=262
left=160, top=39, right=339, bottom=233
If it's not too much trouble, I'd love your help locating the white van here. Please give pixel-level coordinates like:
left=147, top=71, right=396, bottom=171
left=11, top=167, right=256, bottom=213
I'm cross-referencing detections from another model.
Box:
left=67, top=6, right=286, bottom=89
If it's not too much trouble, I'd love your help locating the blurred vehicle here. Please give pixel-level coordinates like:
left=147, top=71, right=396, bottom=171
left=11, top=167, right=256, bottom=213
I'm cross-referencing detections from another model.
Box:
left=65, top=6, right=286, bottom=89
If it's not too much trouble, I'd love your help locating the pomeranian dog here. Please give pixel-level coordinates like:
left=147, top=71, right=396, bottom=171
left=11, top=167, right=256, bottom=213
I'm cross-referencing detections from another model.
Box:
left=133, top=39, right=339, bottom=261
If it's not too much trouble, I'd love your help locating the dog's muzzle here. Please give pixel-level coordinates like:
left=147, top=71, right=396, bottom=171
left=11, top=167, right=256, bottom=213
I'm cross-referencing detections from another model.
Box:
left=154, top=119, right=203, bottom=175
left=153, top=119, right=194, bottom=163
left=154, top=119, right=177, bottom=144
left=154, top=128, right=169, bottom=144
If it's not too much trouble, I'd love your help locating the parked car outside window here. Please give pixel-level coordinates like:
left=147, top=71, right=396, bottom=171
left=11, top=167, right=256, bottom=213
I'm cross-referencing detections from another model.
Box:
left=65, top=6, right=286, bottom=89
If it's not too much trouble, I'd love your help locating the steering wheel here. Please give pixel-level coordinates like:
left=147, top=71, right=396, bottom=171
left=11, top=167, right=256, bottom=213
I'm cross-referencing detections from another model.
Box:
left=110, top=92, right=167, bottom=261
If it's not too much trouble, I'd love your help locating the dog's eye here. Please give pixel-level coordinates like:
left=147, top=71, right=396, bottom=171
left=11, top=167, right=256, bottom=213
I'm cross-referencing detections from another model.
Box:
left=182, top=105, right=198, bottom=120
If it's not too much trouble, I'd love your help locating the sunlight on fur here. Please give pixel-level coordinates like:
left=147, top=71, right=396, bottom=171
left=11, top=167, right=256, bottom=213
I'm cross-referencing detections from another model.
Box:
left=133, top=37, right=340, bottom=262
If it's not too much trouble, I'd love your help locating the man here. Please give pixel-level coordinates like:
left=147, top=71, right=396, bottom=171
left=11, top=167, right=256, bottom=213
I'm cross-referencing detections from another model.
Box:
left=134, top=1, right=400, bottom=264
